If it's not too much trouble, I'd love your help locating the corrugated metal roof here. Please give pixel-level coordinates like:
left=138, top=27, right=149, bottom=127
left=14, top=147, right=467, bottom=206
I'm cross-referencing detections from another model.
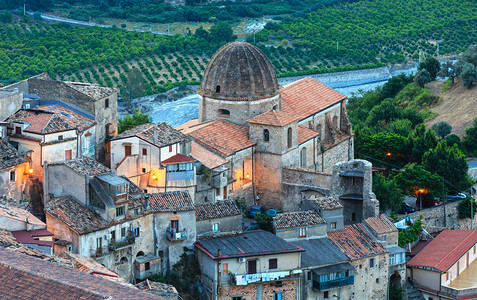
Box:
left=293, top=238, right=348, bottom=268
left=311, top=262, right=354, bottom=276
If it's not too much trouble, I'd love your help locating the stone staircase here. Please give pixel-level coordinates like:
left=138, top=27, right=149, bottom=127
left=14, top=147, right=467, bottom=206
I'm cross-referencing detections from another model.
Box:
left=405, top=281, right=425, bottom=300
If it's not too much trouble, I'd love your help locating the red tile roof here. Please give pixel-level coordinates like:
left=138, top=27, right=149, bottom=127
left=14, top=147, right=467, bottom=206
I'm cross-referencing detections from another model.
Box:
left=114, top=122, right=188, bottom=148
left=328, top=223, right=388, bottom=260
left=364, top=215, right=398, bottom=235
left=7, top=109, right=74, bottom=134
left=190, top=141, right=228, bottom=170
left=188, top=119, right=255, bottom=157
left=298, top=125, right=319, bottom=144
left=148, top=191, right=194, bottom=212
left=407, top=230, right=477, bottom=272
left=161, top=153, right=196, bottom=164
left=195, top=200, right=241, bottom=221
left=281, top=77, right=346, bottom=120
left=0, top=204, right=45, bottom=227
left=11, top=230, right=53, bottom=247
left=247, top=110, right=301, bottom=127
left=39, top=104, right=96, bottom=132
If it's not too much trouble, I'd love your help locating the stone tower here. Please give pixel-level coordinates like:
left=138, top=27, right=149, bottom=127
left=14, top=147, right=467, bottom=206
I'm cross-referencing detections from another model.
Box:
left=198, top=42, right=281, bottom=126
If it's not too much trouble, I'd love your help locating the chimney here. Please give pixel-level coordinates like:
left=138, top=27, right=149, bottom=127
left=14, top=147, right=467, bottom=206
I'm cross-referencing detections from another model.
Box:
left=153, top=130, right=158, bottom=145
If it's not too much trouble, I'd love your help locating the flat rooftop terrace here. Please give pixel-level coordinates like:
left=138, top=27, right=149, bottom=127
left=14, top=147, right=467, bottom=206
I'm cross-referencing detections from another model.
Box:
left=449, top=258, right=477, bottom=289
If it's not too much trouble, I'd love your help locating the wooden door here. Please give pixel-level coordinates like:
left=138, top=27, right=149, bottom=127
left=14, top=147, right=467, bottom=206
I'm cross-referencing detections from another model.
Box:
left=248, top=260, right=257, bottom=274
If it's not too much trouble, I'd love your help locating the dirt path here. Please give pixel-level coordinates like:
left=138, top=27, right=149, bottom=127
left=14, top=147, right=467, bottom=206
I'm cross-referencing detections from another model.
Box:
left=425, top=79, right=477, bottom=137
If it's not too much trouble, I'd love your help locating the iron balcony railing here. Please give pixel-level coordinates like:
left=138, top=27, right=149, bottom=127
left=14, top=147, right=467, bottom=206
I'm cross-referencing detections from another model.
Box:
left=312, top=276, right=354, bottom=291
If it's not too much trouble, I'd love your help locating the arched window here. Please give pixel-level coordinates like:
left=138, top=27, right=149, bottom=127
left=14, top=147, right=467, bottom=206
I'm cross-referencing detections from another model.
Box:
left=333, top=116, right=339, bottom=131
left=287, top=127, right=293, bottom=148
left=120, top=257, right=128, bottom=264
left=216, top=85, right=221, bottom=93
left=136, top=251, right=145, bottom=258
left=263, top=129, right=270, bottom=142
left=300, top=148, right=307, bottom=167
left=316, top=124, right=322, bottom=140
left=218, top=109, right=230, bottom=117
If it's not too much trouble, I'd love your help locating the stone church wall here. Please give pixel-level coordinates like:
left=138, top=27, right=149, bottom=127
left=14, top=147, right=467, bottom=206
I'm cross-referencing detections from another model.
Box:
left=315, top=137, right=353, bottom=173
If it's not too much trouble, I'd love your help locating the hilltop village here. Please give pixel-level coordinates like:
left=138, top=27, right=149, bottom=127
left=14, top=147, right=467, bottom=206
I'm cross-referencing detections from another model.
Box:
left=0, top=42, right=476, bottom=300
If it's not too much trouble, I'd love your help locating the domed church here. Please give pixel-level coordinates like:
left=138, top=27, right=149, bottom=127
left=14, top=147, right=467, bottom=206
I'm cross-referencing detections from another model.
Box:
left=180, top=42, right=355, bottom=211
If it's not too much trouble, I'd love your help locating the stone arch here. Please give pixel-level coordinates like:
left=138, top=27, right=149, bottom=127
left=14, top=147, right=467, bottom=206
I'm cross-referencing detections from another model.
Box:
left=120, top=257, right=128, bottom=264
left=316, top=124, right=322, bottom=139
left=390, top=272, right=402, bottom=287
left=136, top=251, right=145, bottom=258
left=332, top=115, right=339, bottom=130
left=287, top=127, right=292, bottom=148
left=300, top=148, right=307, bottom=168
left=263, top=129, right=270, bottom=142
left=215, top=85, right=221, bottom=93
left=218, top=109, right=230, bottom=117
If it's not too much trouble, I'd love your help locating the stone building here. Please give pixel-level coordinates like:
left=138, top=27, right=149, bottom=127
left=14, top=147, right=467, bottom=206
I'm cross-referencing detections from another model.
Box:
left=179, top=42, right=354, bottom=211
left=194, top=230, right=304, bottom=300
left=3, top=73, right=117, bottom=163
left=328, top=223, right=389, bottom=299
left=273, top=210, right=327, bottom=241
left=0, top=139, right=30, bottom=202
left=195, top=200, right=242, bottom=237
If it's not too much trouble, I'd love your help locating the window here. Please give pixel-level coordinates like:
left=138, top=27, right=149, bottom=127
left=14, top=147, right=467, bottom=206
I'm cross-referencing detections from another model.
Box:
left=142, top=168, right=146, bottom=173
left=287, top=127, right=292, bottom=148
left=142, top=148, right=147, bottom=156
left=231, top=297, right=243, bottom=300
left=121, top=227, right=126, bottom=237
left=105, top=98, right=109, bottom=108
left=216, top=85, right=221, bottom=93
left=324, top=291, right=329, bottom=298
left=247, top=260, right=257, bottom=274
left=369, top=257, right=375, bottom=269
left=331, top=222, right=337, bottom=229
left=389, top=254, right=395, bottom=265
left=299, top=227, right=307, bottom=238
left=269, top=258, right=277, bottom=270
left=212, top=223, right=219, bottom=232
left=15, top=126, right=21, bottom=135
left=145, top=262, right=150, bottom=271
left=170, top=220, right=179, bottom=232
left=263, top=129, right=270, bottom=142
left=134, top=227, right=140, bottom=237
left=382, top=235, right=387, bottom=242
left=446, top=272, right=449, bottom=281
left=316, top=124, right=322, bottom=139
left=376, top=278, right=379, bottom=283
left=169, top=145, right=173, bottom=152
left=223, top=263, right=228, bottom=272
left=116, top=206, right=125, bottom=217
left=274, top=292, right=283, bottom=300
left=9, top=170, right=15, bottom=182
left=333, top=115, right=339, bottom=130
left=125, top=145, right=132, bottom=156
left=307, top=271, right=312, bottom=280
left=110, top=230, right=116, bottom=241
left=96, top=237, right=102, bottom=250
left=58, top=135, right=63, bottom=141
left=159, top=250, right=164, bottom=258
left=300, top=147, right=307, bottom=167
left=65, top=150, right=72, bottom=160
left=218, top=109, right=230, bottom=117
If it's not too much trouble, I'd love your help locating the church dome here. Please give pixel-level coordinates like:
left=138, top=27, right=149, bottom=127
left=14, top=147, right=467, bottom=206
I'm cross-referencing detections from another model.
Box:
left=200, top=42, right=280, bottom=100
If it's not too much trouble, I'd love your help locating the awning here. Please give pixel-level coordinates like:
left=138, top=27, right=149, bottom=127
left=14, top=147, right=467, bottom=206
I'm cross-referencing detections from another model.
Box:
left=387, top=245, right=406, bottom=255
left=311, top=262, right=354, bottom=276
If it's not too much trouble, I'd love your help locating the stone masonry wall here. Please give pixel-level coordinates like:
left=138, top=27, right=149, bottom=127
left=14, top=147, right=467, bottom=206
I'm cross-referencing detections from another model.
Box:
left=316, top=137, right=353, bottom=173
left=219, top=279, right=298, bottom=300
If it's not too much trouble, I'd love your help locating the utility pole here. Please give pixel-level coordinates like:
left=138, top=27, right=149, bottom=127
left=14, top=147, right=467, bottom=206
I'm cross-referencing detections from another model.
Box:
left=436, top=40, right=441, bottom=60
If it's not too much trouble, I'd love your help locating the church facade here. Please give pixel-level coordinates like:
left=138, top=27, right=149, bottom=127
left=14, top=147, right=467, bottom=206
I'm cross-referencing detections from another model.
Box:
left=180, top=42, right=355, bottom=211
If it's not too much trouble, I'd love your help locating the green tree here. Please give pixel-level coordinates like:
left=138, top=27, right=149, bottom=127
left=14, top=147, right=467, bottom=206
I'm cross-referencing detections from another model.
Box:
left=418, top=57, right=440, bottom=81
left=209, top=22, right=236, bottom=44
left=422, top=140, right=471, bottom=190
left=373, top=173, right=404, bottom=212
left=255, top=213, right=273, bottom=232
left=386, top=119, right=413, bottom=137
left=407, top=124, right=437, bottom=163
left=460, top=62, right=477, bottom=89
left=431, top=121, right=452, bottom=139
left=118, top=109, right=152, bottom=134
left=365, top=98, right=403, bottom=129
left=458, top=196, right=477, bottom=219
left=463, top=118, right=477, bottom=156
left=398, top=216, right=423, bottom=247
left=120, top=68, right=145, bottom=104
left=445, top=134, right=461, bottom=148
left=438, top=61, right=460, bottom=83
left=356, top=131, right=408, bottom=168
left=394, top=163, right=442, bottom=197
left=415, top=69, right=431, bottom=87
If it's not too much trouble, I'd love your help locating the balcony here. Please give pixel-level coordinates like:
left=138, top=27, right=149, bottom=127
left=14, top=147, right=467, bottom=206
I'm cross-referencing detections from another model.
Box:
left=312, top=276, right=354, bottom=291
left=92, top=246, right=109, bottom=258
left=234, top=269, right=302, bottom=285
left=166, top=228, right=186, bottom=242
left=108, top=236, right=135, bottom=251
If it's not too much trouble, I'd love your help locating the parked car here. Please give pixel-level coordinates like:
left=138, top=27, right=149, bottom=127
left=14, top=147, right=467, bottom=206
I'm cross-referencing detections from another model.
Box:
left=247, top=205, right=264, bottom=218
left=397, top=203, right=415, bottom=214
left=266, top=209, right=283, bottom=217
left=446, top=192, right=467, bottom=202
left=416, top=197, right=442, bottom=209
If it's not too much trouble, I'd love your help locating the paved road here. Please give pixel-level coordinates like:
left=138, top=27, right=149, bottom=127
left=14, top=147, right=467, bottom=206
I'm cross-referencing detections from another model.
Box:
left=27, top=11, right=175, bottom=36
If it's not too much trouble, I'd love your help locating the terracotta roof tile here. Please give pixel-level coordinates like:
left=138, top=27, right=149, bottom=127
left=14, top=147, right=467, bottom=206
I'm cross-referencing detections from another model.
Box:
left=190, top=141, right=228, bottom=170
left=161, top=153, right=196, bottom=164
left=0, top=139, right=28, bottom=170
left=195, top=200, right=241, bottom=221
left=65, top=82, right=117, bottom=100
left=148, top=191, right=194, bottom=212
left=364, top=215, right=398, bottom=235
left=328, top=223, right=388, bottom=260
left=247, top=110, right=300, bottom=127
left=281, top=77, right=346, bottom=120
left=62, top=157, right=110, bottom=176
left=7, top=109, right=74, bottom=134
left=273, top=210, right=326, bottom=230
left=135, top=279, right=178, bottom=296
left=298, top=125, right=319, bottom=144
left=311, top=197, right=343, bottom=210
left=407, top=230, right=477, bottom=272
left=188, top=119, right=255, bottom=157
left=39, top=104, right=96, bottom=132
left=0, top=247, right=164, bottom=299
left=45, top=197, right=108, bottom=234
left=114, top=122, right=188, bottom=148
left=0, top=204, right=45, bottom=227
left=175, top=119, right=213, bottom=135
